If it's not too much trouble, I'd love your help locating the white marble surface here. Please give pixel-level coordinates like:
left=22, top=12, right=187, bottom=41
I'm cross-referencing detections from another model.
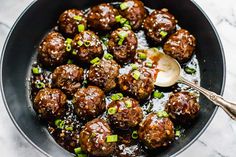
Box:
left=0, top=0, right=236, bottom=156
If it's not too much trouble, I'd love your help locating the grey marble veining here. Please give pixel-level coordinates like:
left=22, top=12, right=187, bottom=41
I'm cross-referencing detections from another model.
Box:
left=0, top=0, right=236, bottom=157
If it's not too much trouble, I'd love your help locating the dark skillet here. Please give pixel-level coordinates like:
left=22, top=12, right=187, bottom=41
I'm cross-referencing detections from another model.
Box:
left=0, top=0, right=226, bottom=156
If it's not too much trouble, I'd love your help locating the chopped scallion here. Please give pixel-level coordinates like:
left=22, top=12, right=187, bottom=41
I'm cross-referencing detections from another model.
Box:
left=125, top=100, right=132, bottom=108
left=120, top=2, right=129, bottom=10
left=118, top=30, right=129, bottom=39
left=138, top=53, right=147, bottom=60
left=157, top=111, right=169, bottom=118
left=132, top=70, right=140, bottom=80
left=111, top=93, right=123, bottom=101
left=106, top=135, right=118, bottom=142
left=74, top=147, right=82, bottom=154
left=66, top=44, right=72, bottom=52
left=123, top=24, right=131, bottom=30
left=160, top=31, right=168, bottom=38
left=108, top=107, right=117, bottom=115
left=72, top=50, right=77, bottom=55
left=78, top=24, right=85, bottom=32
left=77, top=40, right=83, bottom=47
left=145, top=62, right=153, bottom=68
left=65, top=126, right=73, bottom=131
left=66, top=38, right=73, bottom=45
left=32, top=67, right=40, bottom=74
left=67, top=59, right=73, bottom=64
left=118, top=38, right=125, bottom=46
left=90, top=57, right=100, bottom=65
left=77, top=154, right=87, bottom=157
left=104, top=53, right=113, bottom=60
left=73, top=15, right=83, bottom=21
left=115, top=15, right=122, bottom=22
left=184, top=66, right=196, bottom=75
left=120, top=18, right=127, bottom=24
left=54, top=119, right=65, bottom=129
left=131, top=131, right=138, bottom=139
left=130, top=64, right=138, bottom=70
left=84, top=40, right=91, bottom=47
left=153, top=90, right=164, bottom=99
left=175, top=130, right=181, bottom=137
left=35, top=82, right=45, bottom=89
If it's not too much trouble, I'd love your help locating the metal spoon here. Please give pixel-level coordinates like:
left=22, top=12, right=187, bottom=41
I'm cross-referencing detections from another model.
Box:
left=153, top=49, right=236, bottom=120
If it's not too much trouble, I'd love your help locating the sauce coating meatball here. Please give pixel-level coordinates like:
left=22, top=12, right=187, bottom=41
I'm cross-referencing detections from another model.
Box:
left=164, top=29, right=196, bottom=63
left=108, top=27, right=138, bottom=64
left=119, top=0, right=147, bottom=29
left=165, top=92, right=200, bottom=124
left=73, top=86, right=106, bottom=119
left=107, top=97, right=143, bottom=130
left=142, top=9, right=177, bottom=43
left=38, top=32, right=67, bottom=67
left=79, top=118, right=116, bottom=156
left=88, top=58, right=120, bottom=92
left=72, top=30, right=103, bottom=64
left=87, top=3, right=119, bottom=31
left=33, top=88, right=67, bottom=120
left=118, top=68, right=154, bottom=100
left=52, top=64, right=84, bottom=97
left=58, top=9, right=87, bottom=36
left=138, top=113, right=174, bottom=149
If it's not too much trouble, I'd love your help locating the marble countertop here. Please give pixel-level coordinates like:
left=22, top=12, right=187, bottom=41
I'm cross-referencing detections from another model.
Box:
left=0, top=0, right=236, bottom=156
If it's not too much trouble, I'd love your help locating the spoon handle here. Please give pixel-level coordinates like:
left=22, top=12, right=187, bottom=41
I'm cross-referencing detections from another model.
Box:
left=179, top=77, right=236, bottom=120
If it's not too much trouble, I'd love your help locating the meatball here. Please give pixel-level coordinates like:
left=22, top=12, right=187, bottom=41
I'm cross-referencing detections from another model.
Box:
left=73, top=86, right=106, bottom=119
left=163, top=29, right=196, bottom=63
left=79, top=118, right=116, bottom=156
left=52, top=64, right=84, bottom=96
left=87, top=3, right=119, bottom=31
left=118, top=68, right=154, bottom=100
left=72, top=30, right=103, bottom=64
left=33, top=88, right=67, bottom=120
left=119, top=0, right=147, bottom=29
left=107, top=97, right=143, bottom=130
left=108, top=27, right=138, bottom=64
left=138, top=113, right=174, bottom=149
left=142, top=9, right=177, bottom=43
left=38, top=32, right=67, bottom=67
left=165, top=92, right=200, bottom=124
left=88, top=59, right=120, bottom=92
left=58, top=9, right=87, bottom=36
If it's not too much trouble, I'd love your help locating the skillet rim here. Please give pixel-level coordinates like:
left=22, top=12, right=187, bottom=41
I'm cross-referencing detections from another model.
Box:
left=0, top=0, right=226, bottom=156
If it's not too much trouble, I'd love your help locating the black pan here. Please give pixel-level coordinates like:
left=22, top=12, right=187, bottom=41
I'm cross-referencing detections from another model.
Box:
left=0, top=0, right=226, bottom=156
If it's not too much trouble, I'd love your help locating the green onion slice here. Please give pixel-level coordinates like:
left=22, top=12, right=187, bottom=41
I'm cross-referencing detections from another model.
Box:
left=72, top=50, right=77, bottom=55
left=84, top=40, right=91, bottom=47
left=66, top=44, right=72, bottom=52
left=104, top=53, right=113, bottom=60
left=108, top=107, right=117, bottom=115
left=145, top=62, right=153, bottom=68
left=153, top=90, right=164, bottom=99
left=120, top=2, right=129, bottom=10
left=77, top=40, right=83, bottom=47
left=78, top=24, right=85, bottom=32
left=125, top=100, right=132, bottom=108
left=77, top=154, right=87, bottom=157
left=74, top=147, right=82, bottom=154
left=118, top=38, right=125, bottom=46
left=115, top=15, right=122, bottom=22
left=106, top=135, right=118, bottom=142
left=160, top=31, right=168, bottom=38
left=138, top=53, right=147, bottom=60
left=90, top=57, right=100, bottom=65
left=35, top=82, right=45, bottom=89
left=74, top=15, right=83, bottom=21
left=65, top=126, right=73, bottom=131
left=111, top=93, right=123, bottom=101
left=157, top=111, right=169, bottom=118
left=67, top=59, right=73, bottom=64
left=118, top=30, right=129, bottom=39
left=66, top=38, right=73, bottom=45
left=175, top=130, right=181, bottom=137
left=132, top=70, right=140, bottom=80
left=54, top=119, right=65, bottom=129
left=32, top=67, right=40, bottom=74
left=123, top=24, right=131, bottom=30
left=132, top=131, right=138, bottom=139
left=120, top=18, right=127, bottom=24
left=130, top=64, right=138, bottom=70
left=184, top=66, right=196, bottom=75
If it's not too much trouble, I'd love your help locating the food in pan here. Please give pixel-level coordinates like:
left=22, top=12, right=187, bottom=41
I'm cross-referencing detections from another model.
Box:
left=30, top=1, right=200, bottom=156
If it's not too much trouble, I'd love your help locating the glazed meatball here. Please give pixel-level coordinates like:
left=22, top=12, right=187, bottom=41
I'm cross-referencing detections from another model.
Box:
left=73, top=86, right=106, bottom=119
left=58, top=9, right=87, bottom=36
left=79, top=118, right=116, bottom=156
left=87, top=3, right=119, bottom=31
left=88, top=59, right=120, bottom=92
left=33, top=88, right=67, bottom=120
left=118, top=68, right=154, bottom=100
left=119, top=0, right=147, bottom=29
left=163, top=29, right=196, bottom=63
left=138, top=113, right=174, bottom=149
left=165, top=92, right=200, bottom=124
left=142, top=9, right=177, bottom=43
left=38, top=32, right=67, bottom=67
left=107, top=97, right=143, bottom=130
left=52, top=64, right=84, bottom=96
left=108, top=27, right=138, bottom=64
left=72, top=30, right=103, bottom=64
